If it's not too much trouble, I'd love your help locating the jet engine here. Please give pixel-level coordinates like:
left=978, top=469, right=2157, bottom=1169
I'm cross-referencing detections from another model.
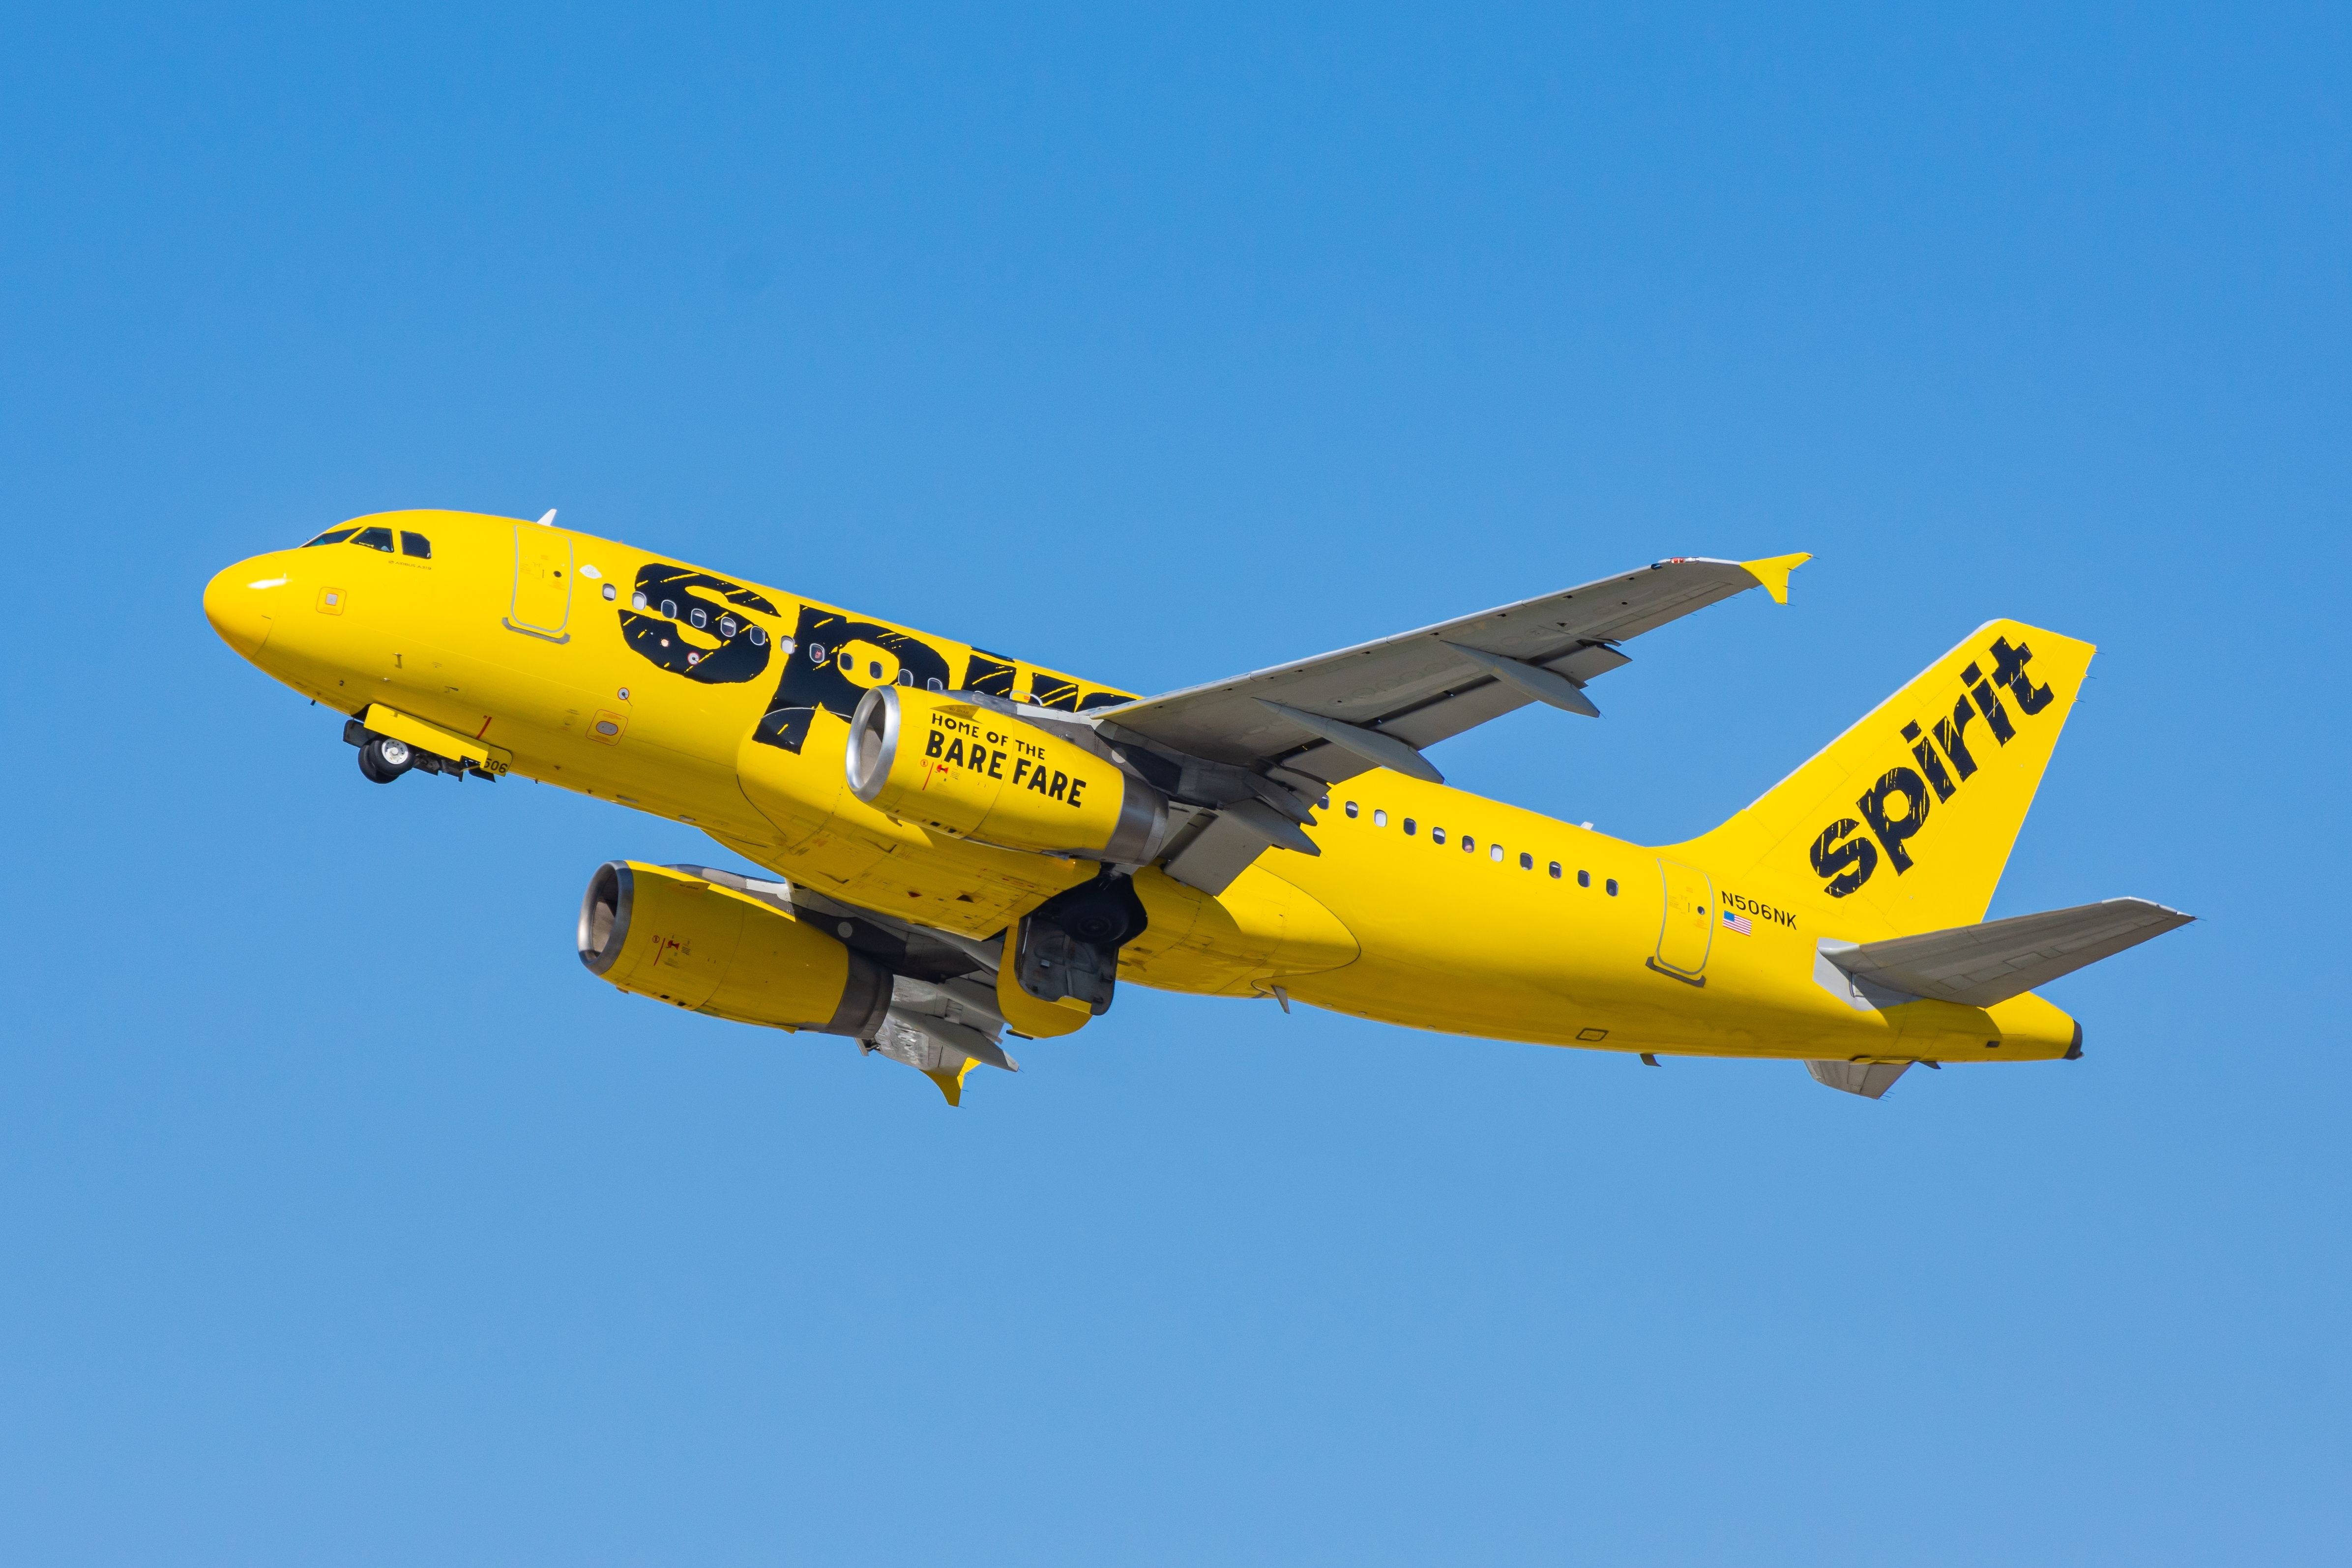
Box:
left=577, top=860, right=891, bottom=1036
left=845, top=686, right=1167, bottom=863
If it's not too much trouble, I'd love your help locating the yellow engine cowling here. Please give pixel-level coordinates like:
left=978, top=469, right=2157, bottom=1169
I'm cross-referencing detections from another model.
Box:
left=577, top=860, right=891, bottom=1036
left=845, top=686, right=1167, bottom=862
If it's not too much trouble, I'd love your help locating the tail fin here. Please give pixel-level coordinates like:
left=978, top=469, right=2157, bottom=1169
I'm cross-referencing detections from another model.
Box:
left=1679, top=620, right=2096, bottom=937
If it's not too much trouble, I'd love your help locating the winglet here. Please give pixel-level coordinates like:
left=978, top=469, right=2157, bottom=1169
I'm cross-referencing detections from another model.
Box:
left=1741, top=552, right=1812, bottom=605
left=923, top=1056, right=978, bottom=1106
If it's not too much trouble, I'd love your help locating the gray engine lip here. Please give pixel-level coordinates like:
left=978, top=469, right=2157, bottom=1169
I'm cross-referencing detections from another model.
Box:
left=577, top=860, right=634, bottom=976
left=844, top=686, right=901, bottom=802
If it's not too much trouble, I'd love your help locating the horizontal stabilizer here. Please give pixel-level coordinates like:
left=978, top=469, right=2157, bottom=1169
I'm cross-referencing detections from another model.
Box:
left=1825, top=897, right=2194, bottom=1008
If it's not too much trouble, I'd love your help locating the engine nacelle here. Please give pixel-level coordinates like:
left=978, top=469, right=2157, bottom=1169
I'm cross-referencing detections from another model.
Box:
left=845, top=686, right=1167, bottom=862
left=577, top=860, right=891, bottom=1036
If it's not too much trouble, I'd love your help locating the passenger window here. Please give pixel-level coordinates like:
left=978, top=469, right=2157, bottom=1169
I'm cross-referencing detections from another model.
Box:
left=1374, top=809, right=1388, bottom=827
left=1432, top=828, right=1446, bottom=845
left=898, top=670, right=914, bottom=686
left=1549, top=861, right=1562, bottom=879
left=807, top=643, right=827, bottom=664
left=1606, top=879, right=1618, bottom=896
left=601, top=584, right=616, bottom=600
left=925, top=677, right=943, bottom=691
left=399, top=532, right=432, bottom=559
left=689, top=608, right=708, bottom=629
left=302, top=528, right=357, bottom=547
left=1344, top=801, right=1358, bottom=819
left=718, top=615, right=737, bottom=638
left=1520, top=852, right=1533, bottom=869
left=1462, top=835, right=1475, bottom=853
left=1318, top=795, right=1330, bottom=810
left=869, top=660, right=883, bottom=678
left=353, top=527, right=395, bottom=552
left=749, top=626, right=766, bottom=646
left=661, top=599, right=679, bottom=619
left=1578, top=870, right=1591, bottom=888
left=1403, top=818, right=1417, bottom=836
left=1491, top=845, right=1504, bottom=862
left=632, top=592, right=648, bottom=610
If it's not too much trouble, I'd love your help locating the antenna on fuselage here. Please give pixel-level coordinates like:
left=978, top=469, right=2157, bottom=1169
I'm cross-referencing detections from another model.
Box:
left=537, top=509, right=557, bottom=526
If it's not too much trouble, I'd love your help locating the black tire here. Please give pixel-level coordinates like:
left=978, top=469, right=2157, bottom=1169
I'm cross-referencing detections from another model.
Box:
left=357, top=736, right=413, bottom=783
left=1033, top=869, right=1148, bottom=949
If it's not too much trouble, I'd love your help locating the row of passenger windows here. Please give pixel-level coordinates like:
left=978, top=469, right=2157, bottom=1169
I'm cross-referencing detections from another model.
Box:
left=631, top=592, right=768, bottom=644
left=1338, top=799, right=1616, bottom=893
left=303, top=526, right=431, bottom=559
left=625, top=593, right=951, bottom=688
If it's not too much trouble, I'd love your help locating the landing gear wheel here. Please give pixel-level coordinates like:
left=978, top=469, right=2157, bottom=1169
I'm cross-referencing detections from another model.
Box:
left=1035, top=870, right=1149, bottom=949
left=358, top=736, right=413, bottom=783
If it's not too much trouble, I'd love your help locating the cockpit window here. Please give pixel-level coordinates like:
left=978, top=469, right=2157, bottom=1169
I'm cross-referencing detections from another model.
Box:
left=353, top=527, right=396, bottom=552
left=302, top=528, right=358, bottom=547
left=399, top=532, right=432, bottom=559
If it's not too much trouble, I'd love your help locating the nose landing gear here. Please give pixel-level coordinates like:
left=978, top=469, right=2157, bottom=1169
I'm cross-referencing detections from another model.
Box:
left=342, top=718, right=499, bottom=785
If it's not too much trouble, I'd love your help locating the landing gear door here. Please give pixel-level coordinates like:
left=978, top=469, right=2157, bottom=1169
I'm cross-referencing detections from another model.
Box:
left=505, top=520, right=573, bottom=642
left=1650, top=858, right=1715, bottom=983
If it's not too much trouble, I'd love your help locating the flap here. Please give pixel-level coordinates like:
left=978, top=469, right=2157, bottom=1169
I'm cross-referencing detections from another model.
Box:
left=1093, top=555, right=1803, bottom=784
left=1825, top=897, right=2195, bottom=1008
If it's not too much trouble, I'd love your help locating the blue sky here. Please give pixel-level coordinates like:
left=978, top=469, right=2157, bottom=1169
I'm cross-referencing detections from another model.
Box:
left=2, top=5, right=2346, bottom=1563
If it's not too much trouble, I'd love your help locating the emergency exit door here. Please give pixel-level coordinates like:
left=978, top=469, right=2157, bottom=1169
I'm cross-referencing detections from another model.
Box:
left=506, top=519, right=573, bottom=642
left=1651, top=858, right=1715, bottom=983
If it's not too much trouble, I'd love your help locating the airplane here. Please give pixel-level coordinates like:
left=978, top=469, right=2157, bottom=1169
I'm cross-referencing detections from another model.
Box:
left=202, top=508, right=2192, bottom=1104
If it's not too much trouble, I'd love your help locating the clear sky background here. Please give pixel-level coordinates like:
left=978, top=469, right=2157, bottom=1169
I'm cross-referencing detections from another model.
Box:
left=2, top=5, right=2345, bottom=1564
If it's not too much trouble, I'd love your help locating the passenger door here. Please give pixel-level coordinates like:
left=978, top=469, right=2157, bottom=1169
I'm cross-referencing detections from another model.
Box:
left=1651, top=858, right=1715, bottom=983
left=506, top=519, right=573, bottom=642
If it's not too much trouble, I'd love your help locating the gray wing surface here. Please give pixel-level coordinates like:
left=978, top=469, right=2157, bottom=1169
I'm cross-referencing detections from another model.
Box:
left=1093, top=556, right=1793, bottom=786
left=1827, top=898, right=2195, bottom=1008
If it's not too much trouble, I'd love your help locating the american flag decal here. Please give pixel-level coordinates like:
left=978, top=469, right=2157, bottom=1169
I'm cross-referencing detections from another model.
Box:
left=1721, top=910, right=1753, bottom=936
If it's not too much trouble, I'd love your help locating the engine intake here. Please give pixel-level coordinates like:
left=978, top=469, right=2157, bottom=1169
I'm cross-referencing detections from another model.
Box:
left=578, top=860, right=891, bottom=1036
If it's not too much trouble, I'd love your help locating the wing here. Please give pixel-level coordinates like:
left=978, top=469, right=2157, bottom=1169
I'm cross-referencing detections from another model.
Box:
left=1824, top=897, right=2195, bottom=1008
left=1063, top=553, right=1805, bottom=893
left=1093, top=554, right=1808, bottom=789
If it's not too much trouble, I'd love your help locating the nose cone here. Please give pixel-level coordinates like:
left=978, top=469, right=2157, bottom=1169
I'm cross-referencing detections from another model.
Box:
left=203, top=557, right=286, bottom=660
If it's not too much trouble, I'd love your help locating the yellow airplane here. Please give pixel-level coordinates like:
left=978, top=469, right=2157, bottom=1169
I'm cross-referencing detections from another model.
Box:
left=203, top=508, right=2191, bottom=1103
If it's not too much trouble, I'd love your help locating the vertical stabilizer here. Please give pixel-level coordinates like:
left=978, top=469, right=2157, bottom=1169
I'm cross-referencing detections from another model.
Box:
left=1678, top=621, right=2095, bottom=937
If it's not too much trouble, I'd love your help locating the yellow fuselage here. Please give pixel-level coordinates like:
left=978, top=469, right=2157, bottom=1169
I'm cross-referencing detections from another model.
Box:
left=204, top=509, right=2078, bottom=1066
